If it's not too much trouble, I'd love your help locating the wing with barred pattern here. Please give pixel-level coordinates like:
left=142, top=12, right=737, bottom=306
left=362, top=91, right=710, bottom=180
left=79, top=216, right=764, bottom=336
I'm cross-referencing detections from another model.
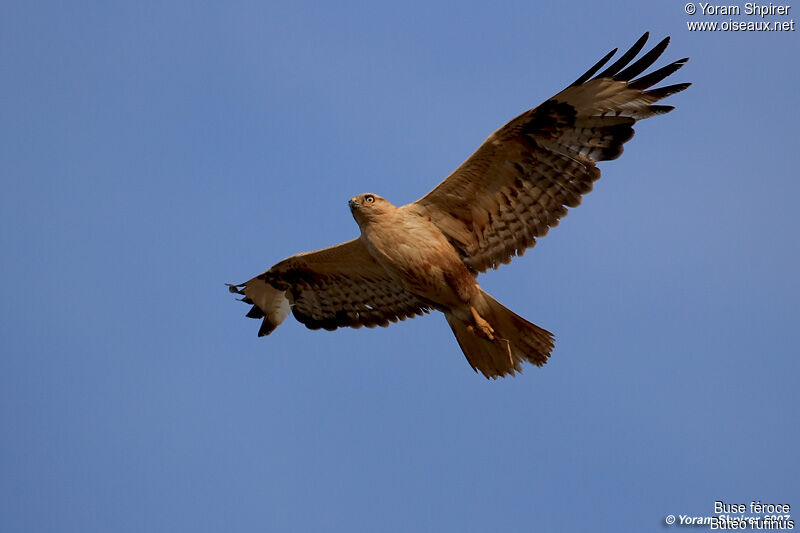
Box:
left=416, top=32, right=690, bottom=273
left=228, top=238, right=430, bottom=336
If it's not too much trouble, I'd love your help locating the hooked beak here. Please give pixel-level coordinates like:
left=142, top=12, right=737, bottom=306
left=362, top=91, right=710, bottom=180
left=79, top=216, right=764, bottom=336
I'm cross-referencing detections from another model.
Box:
left=348, top=198, right=357, bottom=211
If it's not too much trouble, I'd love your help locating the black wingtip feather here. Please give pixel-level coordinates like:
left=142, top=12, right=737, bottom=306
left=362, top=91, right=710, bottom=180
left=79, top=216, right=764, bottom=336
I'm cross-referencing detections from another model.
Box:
left=258, top=319, right=277, bottom=337
left=597, top=32, right=650, bottom=79
left=628, top=57, right=689, bottom=90
left=643, top=82, right=692, bottom=100
left=227, top=283, right=245, bottom=294
left=649, top=105, right=676, bottom=115
left=570, top=47, right=618, bottom=87
left=614, top=36, right=670, bottom=81
left=246, top=306, right=265, bottom=319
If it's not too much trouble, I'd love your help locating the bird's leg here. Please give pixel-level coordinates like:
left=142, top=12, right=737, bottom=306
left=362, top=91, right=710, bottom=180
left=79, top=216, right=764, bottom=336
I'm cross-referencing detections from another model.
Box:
left=469, top=305, right=495, bottom=341
left=467, top=308, right=514, bottom=366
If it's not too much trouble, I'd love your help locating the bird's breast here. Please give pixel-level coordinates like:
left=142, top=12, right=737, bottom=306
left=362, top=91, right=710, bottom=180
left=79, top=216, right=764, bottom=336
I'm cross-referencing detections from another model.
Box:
left=360, top=213, right=476, bottom=306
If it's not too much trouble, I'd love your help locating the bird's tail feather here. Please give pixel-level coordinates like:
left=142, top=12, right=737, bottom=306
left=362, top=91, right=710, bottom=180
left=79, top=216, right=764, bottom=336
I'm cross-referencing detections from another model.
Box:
left=446, top=291, right=554, bottom=379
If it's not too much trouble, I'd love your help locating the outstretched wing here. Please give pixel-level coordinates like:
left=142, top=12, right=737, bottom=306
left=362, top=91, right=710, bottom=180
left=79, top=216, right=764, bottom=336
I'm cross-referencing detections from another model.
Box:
left=228, top=238, right=430, bottom=336
left=415, top=32, right=690, bottom=273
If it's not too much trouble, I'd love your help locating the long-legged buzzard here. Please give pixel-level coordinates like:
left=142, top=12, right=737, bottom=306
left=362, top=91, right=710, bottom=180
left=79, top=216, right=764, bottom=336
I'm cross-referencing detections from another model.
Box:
left=229, top=33, right=690, bottom=378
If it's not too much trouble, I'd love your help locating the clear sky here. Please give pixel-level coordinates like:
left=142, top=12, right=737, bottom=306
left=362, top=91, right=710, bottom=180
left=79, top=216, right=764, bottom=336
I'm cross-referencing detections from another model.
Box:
left=2, top=1, right=798, bottom=532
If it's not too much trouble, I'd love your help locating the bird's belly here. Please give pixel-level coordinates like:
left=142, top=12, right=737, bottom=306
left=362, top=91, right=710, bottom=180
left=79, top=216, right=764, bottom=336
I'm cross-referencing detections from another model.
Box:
left=361, top=221, right=477, bottom=308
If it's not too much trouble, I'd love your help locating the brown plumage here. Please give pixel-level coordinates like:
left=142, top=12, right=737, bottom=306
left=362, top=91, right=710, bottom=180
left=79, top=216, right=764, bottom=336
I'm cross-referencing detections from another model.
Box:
left=229, top=32, right=690, bottom=378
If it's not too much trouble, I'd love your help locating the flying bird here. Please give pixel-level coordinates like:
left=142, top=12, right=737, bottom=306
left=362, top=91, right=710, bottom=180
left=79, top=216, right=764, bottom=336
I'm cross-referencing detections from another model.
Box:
left=229, top=32, right=690, bottom=378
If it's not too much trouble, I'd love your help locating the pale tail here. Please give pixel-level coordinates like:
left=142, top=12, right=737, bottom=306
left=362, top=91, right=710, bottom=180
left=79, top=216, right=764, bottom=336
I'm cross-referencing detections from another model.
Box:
left=446, top=291, right=554, bottom=379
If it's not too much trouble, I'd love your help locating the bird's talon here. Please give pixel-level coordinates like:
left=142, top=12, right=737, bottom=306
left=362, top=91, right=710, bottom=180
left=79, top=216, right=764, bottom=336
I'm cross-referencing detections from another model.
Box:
left=469, top=305, right=496, bottom=340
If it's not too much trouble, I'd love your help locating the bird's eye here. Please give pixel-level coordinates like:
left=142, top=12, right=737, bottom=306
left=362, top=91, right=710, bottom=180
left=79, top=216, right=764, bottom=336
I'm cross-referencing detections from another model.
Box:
left=365, top=195, right=374, bottom=203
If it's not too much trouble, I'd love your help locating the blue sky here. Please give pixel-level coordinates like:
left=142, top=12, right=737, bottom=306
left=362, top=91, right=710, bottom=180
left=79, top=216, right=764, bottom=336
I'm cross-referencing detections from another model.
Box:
left=1, top=1, right=798, bottom=531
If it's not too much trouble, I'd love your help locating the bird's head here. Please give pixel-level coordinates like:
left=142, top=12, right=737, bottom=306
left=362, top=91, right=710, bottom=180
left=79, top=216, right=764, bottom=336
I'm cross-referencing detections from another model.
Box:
left=348, top=193, right=392, bottom=226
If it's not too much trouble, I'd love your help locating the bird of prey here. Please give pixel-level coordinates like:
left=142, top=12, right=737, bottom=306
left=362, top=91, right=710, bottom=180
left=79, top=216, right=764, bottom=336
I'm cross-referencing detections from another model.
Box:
left=229, top=32, right=690, bottom=378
